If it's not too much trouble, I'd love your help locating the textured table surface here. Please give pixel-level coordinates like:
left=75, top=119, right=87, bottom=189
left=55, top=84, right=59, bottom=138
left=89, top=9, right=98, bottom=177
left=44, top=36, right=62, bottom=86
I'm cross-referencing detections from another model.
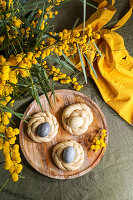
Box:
left=0, top=0, right=133, bottom=200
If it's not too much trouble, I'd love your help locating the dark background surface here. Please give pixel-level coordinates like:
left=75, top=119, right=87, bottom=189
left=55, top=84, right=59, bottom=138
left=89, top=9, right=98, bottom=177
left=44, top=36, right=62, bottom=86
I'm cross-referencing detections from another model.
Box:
left=0, top=0, right=133, bottom=200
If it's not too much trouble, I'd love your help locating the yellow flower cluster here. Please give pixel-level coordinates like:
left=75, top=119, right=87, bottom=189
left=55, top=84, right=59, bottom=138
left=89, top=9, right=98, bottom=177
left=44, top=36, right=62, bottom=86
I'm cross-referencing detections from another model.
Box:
left=0, top=0, right=13, bottom=12
left=40, top=25, right=101, bottom=61
left=0, top=0, right=6, bottom=11
left=90, top=129, right=107, bottom=152
left=30, top=9, right=58, bottom=31
left=0, top=137, right=3, bottom=150
left=58, top=26, right=101, bottom=57
left=47, top=0, right=64, bottom=6
left=0, top=45, right=23, bottom=183
left=0, top=112, right=12, bottom=126
left=0, top=18, right=22, bottom=43
left=0, top=55, right=27, bottom=109
left=0, top=35, right=5, bottom=46
left=0, top=0, right=23, bottom=50
left=30, top=0, right=60, bottom=31
left=43, top=64, right=83, bottom=91
left=0, top=52, right=38, bottom=108
left=0, top=127, right=23, bottom=182
left=0, top=123, right=6, bottom=133
left=18, top=52, right=36, bottom=77
left=12, top=16, right=22, bottom=29
left=6, top=127, right=19, bottom=138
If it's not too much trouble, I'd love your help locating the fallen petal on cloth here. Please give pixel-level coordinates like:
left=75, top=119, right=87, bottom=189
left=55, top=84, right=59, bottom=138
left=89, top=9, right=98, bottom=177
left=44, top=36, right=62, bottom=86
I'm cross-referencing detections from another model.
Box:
left=73, top=0, right=133, bottom=125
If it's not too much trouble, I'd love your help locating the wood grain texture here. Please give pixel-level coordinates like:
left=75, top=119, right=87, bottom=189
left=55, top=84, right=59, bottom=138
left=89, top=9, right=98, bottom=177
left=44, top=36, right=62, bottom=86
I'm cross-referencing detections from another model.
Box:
left=19, top=89, right=108, bottom=179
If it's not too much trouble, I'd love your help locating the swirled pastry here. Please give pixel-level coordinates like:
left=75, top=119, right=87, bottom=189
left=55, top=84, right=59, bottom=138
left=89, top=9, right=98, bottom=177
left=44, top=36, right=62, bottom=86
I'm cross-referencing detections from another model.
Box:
left=62, top=103, right=93, bottom=135
left=27, top=112, right=59, bottom=143
left=52, top=140, right=84, bottom=171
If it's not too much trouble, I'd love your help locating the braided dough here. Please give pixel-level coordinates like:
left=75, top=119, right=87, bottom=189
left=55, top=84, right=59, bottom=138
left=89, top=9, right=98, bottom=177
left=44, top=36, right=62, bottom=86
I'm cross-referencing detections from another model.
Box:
left=62, top=103, right=93, bottom=135
left=52, top=140, right=84, bottom=171
left=27, top=112, right=59, bottom=143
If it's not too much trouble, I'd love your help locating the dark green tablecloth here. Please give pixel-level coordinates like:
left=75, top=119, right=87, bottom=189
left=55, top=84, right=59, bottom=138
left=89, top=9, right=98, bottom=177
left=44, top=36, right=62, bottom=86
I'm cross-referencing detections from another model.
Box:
left=0, top=1, right=133, bottom=199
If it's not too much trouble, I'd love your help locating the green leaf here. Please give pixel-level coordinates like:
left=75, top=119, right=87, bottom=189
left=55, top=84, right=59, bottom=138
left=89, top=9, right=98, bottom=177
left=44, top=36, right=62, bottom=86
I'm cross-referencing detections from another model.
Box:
left=1, top=10, right=18, bottom=14
left=57, top=55, right=75, bottom=72
left=41, top=67, right=53, bottom=92
left=40, top=66, right=55, bottom=103
left=72, top=18, right=80, bottom=31
left=6, top=85, right=31, bottom=106
left=36, top=3, right=45, bottom=30
left=18, top=175, right=25, bottom=179
left=0, top=107, right=29, bottom=123
left=62, top=52, right=77, bottom=69
left=93, top=42, right=103, bottom=58
left=17, top=14, right=33, bottom=29
left=8, top=20, right=24, bottom=53
left=27, top=71, right=43, bottom=111
left=22, top=0, right=46, bottom=8
left=11, top=25, right=21, bottom=35
left=0, top=14, right=9, bottom=57
left=26, top=7, right=37, bottom=22
left=11, top=43, right=17, bottom=55
left=6, top=0, right=9, bottom=11
left=83, top=53, right=98, bottom=79
left=86, top=1, right=97, bottom=9
left=0, top=36, right=22, bottom=51
left=17, top=0, right=26, bottom=14
left=83, top=0, right=86, bottom=34
left=0, top=178, right=10, bottom=192
left=0, top=134, right=6, bottom=138
left=33, top=68, right=52, bottom=108
left=77, top=43, right=87, bottom=83
left=52, top=80, right=55, bottom=102
left=32, top=28, right=46, bottom=52
left=34, top=86, right=44, bottom=111
left=0, top=104, right=32, bottom=118
left=87, top=38, right=90, bottom=46
left=74, top=70, right=83, bottom=78
left=79, top=0, right=97, bottom=9
left=49, top=55, right=74, bottom=72
left=101, top=20, right=119, bottom=30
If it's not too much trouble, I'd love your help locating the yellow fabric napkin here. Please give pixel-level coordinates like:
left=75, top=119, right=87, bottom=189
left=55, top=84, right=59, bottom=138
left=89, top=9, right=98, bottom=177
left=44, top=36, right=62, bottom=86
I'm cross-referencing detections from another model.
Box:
left=74, top=0, right=133, bottom=125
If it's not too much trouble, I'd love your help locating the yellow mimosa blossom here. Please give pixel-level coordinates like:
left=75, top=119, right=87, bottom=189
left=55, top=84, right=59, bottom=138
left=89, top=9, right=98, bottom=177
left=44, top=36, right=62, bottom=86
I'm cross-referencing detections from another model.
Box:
left=0, top=138, right=3, bottom=150
left=12, top=172, right=18, bottom=182
left=0, top=35, right=5, bottom=45
left=90, top=129, right=107, bottom=152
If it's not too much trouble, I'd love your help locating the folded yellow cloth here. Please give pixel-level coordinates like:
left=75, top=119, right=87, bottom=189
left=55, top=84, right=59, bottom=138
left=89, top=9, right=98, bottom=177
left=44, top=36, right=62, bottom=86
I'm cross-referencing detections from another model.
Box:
left=74, top=0, right=133, bottom=125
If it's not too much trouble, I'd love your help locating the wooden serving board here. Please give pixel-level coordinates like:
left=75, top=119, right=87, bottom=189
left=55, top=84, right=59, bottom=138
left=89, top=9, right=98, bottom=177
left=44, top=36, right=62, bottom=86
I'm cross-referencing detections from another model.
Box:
left=19, top=89, right=108, bottom=179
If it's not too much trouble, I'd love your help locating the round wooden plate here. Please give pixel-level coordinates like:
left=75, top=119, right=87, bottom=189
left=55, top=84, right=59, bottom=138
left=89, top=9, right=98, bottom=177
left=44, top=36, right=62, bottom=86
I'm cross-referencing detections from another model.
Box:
left=19, top=89, right=108, bottom=179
